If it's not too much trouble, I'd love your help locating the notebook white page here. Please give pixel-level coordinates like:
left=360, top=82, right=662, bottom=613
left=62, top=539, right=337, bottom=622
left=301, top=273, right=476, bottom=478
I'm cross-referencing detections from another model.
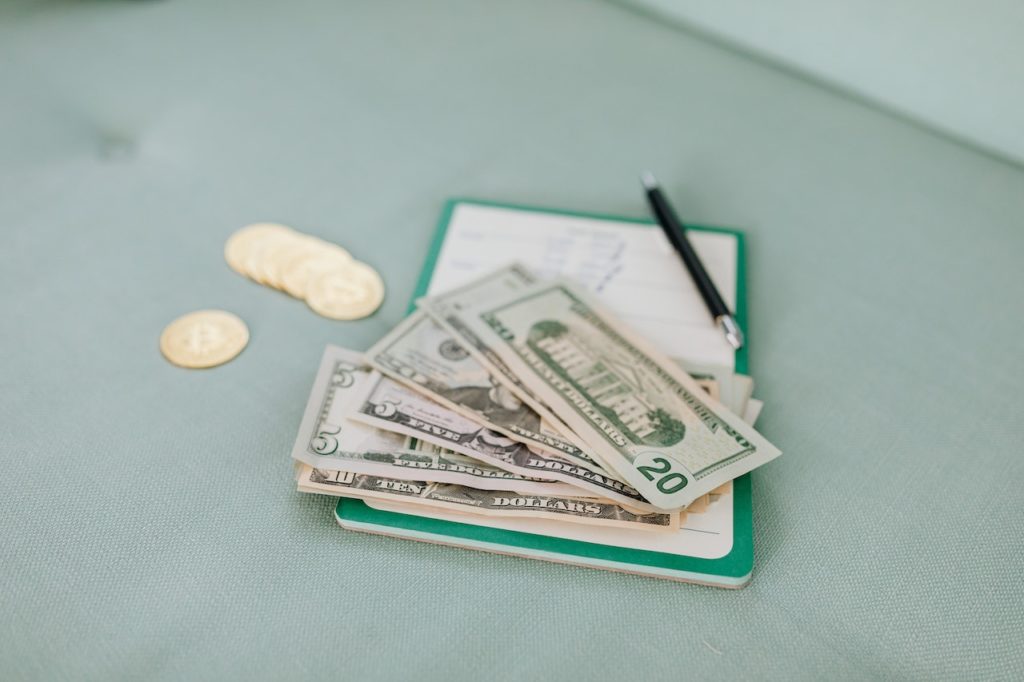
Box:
left=421, top=201, right=744, bottom=558
left=426, top=203, right=738, bottom=371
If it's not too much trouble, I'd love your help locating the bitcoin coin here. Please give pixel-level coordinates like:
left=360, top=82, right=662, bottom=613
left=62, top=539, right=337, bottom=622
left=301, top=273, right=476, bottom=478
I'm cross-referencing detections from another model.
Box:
left=224, top=223, right=292, bottom=278
left=266, top=236, right=344, bottom=293
left=305, top=261, right=384, bottom=320
left=240, top=226, right=298, bottom=285
left=280, top=246, right=352, bottom=299
left=159, top=310, right=250, bottom=369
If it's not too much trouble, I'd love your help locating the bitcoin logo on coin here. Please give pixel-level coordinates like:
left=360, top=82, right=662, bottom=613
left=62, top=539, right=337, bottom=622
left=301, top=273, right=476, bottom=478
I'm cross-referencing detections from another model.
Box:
left=160, top=310, right=249, bottom=369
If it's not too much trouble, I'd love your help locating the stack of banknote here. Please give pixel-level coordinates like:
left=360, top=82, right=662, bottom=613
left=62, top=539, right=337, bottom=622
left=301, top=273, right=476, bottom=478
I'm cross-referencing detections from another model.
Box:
left=290, top=264, right=780, bottom=532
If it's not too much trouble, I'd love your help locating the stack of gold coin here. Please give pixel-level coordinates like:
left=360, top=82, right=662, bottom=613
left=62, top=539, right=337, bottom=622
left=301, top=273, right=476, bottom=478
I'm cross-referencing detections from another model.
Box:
left=224, top=223, right=385, bottom=320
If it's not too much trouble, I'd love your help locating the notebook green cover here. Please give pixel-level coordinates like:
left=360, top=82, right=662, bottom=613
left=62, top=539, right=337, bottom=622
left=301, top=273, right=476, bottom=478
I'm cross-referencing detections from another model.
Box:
left=335, top=198, right=754, bottom=587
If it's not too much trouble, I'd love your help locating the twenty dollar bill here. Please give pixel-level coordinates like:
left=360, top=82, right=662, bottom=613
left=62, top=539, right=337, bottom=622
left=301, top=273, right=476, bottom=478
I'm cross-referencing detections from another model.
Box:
left=457, top=279, right=781, bottom=510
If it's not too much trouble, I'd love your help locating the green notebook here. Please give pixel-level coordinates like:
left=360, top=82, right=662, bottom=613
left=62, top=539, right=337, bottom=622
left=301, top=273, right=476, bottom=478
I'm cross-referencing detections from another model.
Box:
left=336, top=198, right=754, bottom=587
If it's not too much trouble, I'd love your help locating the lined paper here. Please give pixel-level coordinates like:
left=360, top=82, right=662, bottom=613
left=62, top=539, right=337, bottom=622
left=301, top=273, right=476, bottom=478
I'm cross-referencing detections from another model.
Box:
left=427, top=203, right=738, bottom=370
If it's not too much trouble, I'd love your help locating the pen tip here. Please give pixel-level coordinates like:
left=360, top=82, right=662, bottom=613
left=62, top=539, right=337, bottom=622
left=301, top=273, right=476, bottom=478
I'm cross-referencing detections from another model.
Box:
left=639, top=171, right=658, bottom=190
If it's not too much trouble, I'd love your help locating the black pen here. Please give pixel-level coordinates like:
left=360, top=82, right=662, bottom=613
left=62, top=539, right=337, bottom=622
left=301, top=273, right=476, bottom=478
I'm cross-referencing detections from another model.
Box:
left=641, top=172, right=744, bottom=350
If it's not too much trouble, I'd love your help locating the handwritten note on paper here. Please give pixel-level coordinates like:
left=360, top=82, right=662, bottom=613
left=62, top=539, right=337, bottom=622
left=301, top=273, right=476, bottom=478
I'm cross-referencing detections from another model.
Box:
left=427, top=203, right=739, bottom=370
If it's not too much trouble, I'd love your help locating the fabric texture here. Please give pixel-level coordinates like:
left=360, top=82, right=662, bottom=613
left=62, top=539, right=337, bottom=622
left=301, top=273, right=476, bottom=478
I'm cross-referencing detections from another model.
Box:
left=618, top=0, right=1024, bottom=166
left=1, top=0, right=1022, bottom=679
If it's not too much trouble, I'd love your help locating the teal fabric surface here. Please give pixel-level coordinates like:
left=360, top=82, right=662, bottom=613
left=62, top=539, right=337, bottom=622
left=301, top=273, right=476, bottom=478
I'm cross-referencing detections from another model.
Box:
left=619, top=0, right=1024, bottom=166
left=2, top=1, right=1022, bottom=680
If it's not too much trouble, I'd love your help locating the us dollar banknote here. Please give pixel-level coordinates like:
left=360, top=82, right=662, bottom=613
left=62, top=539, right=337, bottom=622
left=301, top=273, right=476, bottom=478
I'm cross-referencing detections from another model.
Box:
left=456, top=279, right=782, bottom=511
left=417, top=263, right=538, bottom=398
left=674, top=359, right=751, bottom=416
left=290, top=345, right=579, bottom=497
left=295, top=464, right=678, bottom=531
left=365, top=309, right=607, bottom=471
left=418, top=264, right=617, bottom=474
left=347, top=370, right=658, bottom=512
left=419, top=264, right=726, bottom=476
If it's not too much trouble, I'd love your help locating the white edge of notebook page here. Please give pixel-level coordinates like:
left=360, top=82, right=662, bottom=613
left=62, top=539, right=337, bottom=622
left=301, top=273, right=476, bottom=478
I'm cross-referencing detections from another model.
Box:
left=361, top=488, right=734, bottom=560
left=420, top=202, right=740, bottom=559
left=425, top=203, right=738, bottom=371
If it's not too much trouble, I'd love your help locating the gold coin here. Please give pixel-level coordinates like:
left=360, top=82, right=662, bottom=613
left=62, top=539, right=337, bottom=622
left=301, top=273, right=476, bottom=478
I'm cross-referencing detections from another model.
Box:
left=224, top=223, right=292, bottom=278
left=305, top=260, right=384, bottom=320
left=241, top=226, right=299, bottom=285
left=280, top=246, right=352, bottom=299
left=264, top=235, right=341, bottom=293
left=159, top=310, right=250, bottom=369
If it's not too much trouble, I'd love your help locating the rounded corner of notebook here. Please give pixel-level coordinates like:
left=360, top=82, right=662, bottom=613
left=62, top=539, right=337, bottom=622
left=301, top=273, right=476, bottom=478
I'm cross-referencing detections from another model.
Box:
left=333, top=498, right=349, bottom=525
left=718, top=570, right=753, bottom=589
